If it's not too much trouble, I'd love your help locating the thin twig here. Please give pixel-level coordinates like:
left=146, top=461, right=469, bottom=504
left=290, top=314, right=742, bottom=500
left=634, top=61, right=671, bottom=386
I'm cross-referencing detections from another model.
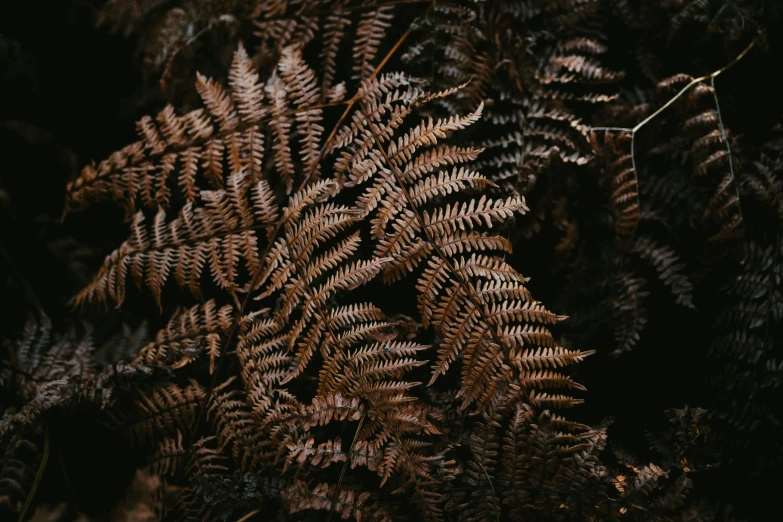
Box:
left=592, top=37, right=756, bottom=137
left=710, top=74, right=745, bottom=238
left=630, top=37, right=755, bottom=135
left=590, top=127, right=635, bottom=133
left=235, top=508, right=262, bottom=522
left=57, top=444, right=80, bottom=513
left=590, top=37, right=757, bottom=244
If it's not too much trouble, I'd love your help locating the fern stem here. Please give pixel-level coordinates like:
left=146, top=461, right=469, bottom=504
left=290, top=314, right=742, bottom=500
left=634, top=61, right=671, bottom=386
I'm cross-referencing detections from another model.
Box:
left=18, top=424, right=49, bottom=522
left=591, top=127, right=633, bottom=133
left=476, top=460, right=500, bottom=522
left=326, top=411, right=366, bottom=522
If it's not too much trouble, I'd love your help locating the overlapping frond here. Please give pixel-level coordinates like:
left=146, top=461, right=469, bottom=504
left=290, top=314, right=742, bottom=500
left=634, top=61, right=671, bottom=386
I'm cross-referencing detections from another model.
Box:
left=401, top=1, right=621, bottom=197
left=229, top=181, right=443, bottom=514
left=335, top=74, right=592, bottom=411
left=284, top=480, right=392, bottom=521
left=0, top=431, right=43, bottom=513
left=665, top=74, right=744, bottom=242
left=59, top=41, right=588, bottom=521
left=135, top=300, right=233, bottom=372
left=592, top=130, right=640, bottom=248
left=115, top=380, right=206, bottom=446
left=65, top=44, right=330, bottom=217
left=0, top=320, right=114, bottom=440
left=72, top=172, right=276, bottom=308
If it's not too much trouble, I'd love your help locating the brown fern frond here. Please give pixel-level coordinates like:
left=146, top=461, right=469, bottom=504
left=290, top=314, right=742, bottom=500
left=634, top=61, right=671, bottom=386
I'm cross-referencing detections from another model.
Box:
left=539, top=38, right=625, bottom=102
left=66, top=43, right=273, bottom=216
left=320, top=8, right=352, bottom=95
left=135, top=300, right=234, bottom=370
left=655, top=73, right=745, bottom=243
left=0, top=321, right=111, bottom=441
left=186, top=436, right=230, bottom=478
left=208, top=376, right=270, bottom=471
left=64, top=44, right=584, bottom=519
left=145, top=430, right=188, bottom=477
left=631, top=237, right=695, bottom=309
left=72, top=172, right=280, bottom=308
left=283, top=394, right=363, bottom=432
left=66, top=42, right=337, bottom=217
left=592, top=130, right=640, bottom=249
left=345, top=78, right=589, bottom=411
left=243, top=220, right=440, bottom=482
left=0, top=431, right=43, bottom=513
left=10, top=318, right=96, bottom=396
left=353, top=5, right=394, bottom=81
left=120, top=380, right=206, bottom=446
left=400, top=1, right=618, bottom=199
left=498, top=405, right=609, bottom=519
left=284, top=436, right=347, bottom=472
left=745, top=149, right=783, bottom=216
left=458, top=405, right=502, bottom=522
left=284, top=480, right=392, bottom=521
left=610, top=272, right=649, bottom=356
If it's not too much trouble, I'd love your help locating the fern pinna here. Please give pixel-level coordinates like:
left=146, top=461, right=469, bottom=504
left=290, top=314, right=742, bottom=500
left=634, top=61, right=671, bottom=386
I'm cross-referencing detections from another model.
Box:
left=55, top=42, right=603, bottom=519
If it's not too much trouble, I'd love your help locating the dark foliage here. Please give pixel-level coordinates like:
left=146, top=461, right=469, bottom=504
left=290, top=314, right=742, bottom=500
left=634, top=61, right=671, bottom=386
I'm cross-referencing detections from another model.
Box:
left=1, top=0, right=782, bottom=520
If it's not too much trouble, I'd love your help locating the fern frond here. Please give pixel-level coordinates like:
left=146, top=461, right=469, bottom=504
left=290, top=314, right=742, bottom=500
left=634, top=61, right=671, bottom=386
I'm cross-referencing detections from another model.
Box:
left=353, top=5, right=394, bottom=81
left=121, top=380, right=206, bottom=446
left=135, top=300, right=233, bottom=370
left=284, top=480, right=392, bottom=521
left=65, top=44, right=587, bottom=519
left=73, top=172, right=278, bottom=307
left=346, top=80, right=588, bottom=411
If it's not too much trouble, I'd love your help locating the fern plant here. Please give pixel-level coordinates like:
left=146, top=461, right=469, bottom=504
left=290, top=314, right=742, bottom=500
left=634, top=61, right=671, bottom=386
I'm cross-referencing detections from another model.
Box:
left=51, top=43, right=599, bottom=519
left=4, top=1, right=782, bottom=520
